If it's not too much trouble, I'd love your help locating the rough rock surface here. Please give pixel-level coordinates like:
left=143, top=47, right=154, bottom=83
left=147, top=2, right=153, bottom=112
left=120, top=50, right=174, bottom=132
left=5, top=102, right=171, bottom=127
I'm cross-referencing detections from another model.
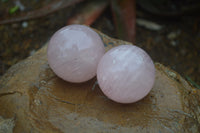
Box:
left=0, top=30, right=200, bottom=133
left=0, top=116, right=15, bottom=133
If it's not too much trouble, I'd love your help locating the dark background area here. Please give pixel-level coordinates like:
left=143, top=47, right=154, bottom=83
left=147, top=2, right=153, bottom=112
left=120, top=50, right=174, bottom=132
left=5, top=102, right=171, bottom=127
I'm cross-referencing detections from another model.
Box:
left=0, top=0, right=199, bottom=86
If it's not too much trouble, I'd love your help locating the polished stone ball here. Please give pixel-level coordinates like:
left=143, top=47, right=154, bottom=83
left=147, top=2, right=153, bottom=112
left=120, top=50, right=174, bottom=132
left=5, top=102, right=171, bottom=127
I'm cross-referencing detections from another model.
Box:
left=47, top=25, right=105, bottom=83
left=97, top=45, right=155, bottom=103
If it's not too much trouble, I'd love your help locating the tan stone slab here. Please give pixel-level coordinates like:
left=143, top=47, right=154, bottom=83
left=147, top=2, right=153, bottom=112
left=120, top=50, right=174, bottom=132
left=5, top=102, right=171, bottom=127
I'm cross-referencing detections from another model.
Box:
left=0, top=30, right=200, bottom=133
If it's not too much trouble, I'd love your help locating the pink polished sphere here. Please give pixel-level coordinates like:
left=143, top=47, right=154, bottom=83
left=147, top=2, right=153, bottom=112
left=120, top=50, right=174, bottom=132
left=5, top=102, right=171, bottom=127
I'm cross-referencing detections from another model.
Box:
left=97, top=45, right=155, bottom=103
left=47, top=25, right=105, bottom=83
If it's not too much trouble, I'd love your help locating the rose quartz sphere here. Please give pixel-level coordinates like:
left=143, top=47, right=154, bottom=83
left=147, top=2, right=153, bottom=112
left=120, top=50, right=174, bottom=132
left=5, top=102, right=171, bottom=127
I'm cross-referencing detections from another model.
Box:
left=97, top=45, right=155, bottom=104
left=47, top=25, right=105, bottom=83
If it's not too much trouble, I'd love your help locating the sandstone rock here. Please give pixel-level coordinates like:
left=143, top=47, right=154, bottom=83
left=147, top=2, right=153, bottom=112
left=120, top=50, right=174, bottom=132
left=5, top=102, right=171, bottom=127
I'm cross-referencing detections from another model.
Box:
left=0, top=30, right=200, bottom=133
left=0, top=116, right=15, bottom=133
